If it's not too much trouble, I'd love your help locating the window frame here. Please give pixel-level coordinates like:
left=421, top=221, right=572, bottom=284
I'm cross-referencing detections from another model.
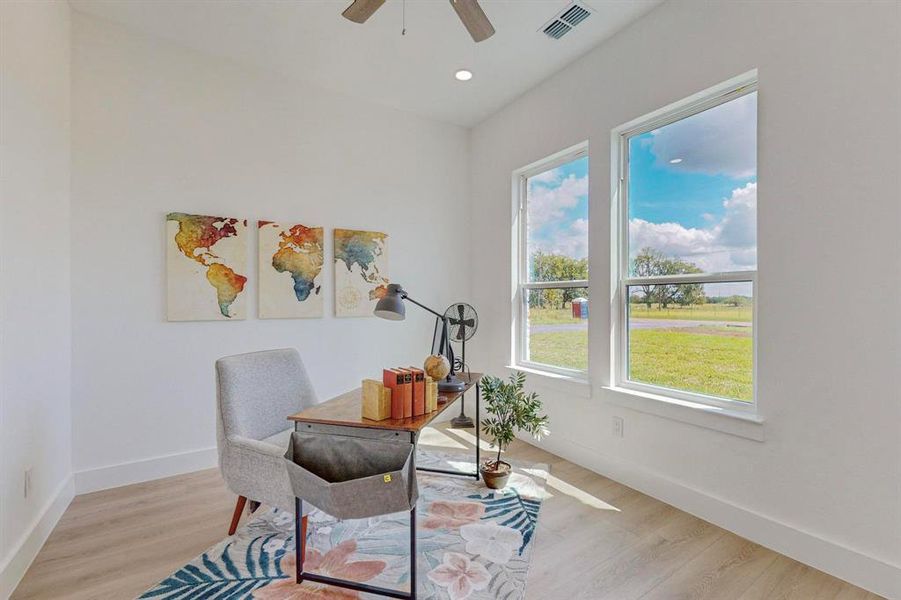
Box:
left=612, top=75, right=758, bottom=412
left=512, top=143, right=589, bottom=379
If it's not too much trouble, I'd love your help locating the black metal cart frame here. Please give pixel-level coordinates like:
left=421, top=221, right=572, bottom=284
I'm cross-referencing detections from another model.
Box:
left=292, top=383, right=481, bottom=599
left=295, top=497, right=416, bottom=599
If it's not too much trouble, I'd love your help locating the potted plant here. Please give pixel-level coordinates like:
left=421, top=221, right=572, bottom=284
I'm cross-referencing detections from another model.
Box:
left=479, top=371, right=549, bottom=489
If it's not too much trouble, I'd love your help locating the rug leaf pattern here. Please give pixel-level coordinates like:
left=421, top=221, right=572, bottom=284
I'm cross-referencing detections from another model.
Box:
left=140, top=536, right=289, bottom=599
left=466, top=490, right=541, bottom=555
left=139, top=451, right=548, bottom=600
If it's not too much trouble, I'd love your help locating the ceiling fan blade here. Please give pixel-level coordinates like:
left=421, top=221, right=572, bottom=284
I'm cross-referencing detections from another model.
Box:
left=342, top=0, right=386, bottom=24
left=449, top=0, right=495, bottom=42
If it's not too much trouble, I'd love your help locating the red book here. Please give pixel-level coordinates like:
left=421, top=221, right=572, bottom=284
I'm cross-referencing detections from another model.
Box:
left=383, top=368, right=404, bottom=419
left=397, top=368, right=414, bottom=418
left=408, top=367, right=425, bottom=416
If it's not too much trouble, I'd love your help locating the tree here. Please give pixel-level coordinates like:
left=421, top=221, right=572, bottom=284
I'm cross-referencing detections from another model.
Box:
left=660, top=259, right=703, bottom=308
left=631, top=247, right=706, bottom=308
left=529, top=251, right=588, bottom=309
left=725, top=295, right=750, bottom=307
left=631, top=247, right=665, bottom=309
left=676, top=284, right=706, bottom=307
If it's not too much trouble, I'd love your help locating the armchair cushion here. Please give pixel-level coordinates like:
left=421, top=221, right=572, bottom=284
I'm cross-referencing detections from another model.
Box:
left=219, top=434, right=294, bottom=512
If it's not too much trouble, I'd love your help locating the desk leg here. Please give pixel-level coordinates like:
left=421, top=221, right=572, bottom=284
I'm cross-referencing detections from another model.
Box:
left=409, top=505, right=417, bottom=599
left=475, top=383, right=480, bottom=480
left=294, top=498, right=309, bottom=584
left=415, top=387, right=483, bottom=480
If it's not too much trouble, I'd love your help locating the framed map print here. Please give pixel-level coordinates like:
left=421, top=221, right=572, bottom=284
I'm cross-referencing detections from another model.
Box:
left=333, top=228, right=389, bottom=317
left=258, top=221, right=324, bottom=318
left=166, top=213, right=248, bottom=321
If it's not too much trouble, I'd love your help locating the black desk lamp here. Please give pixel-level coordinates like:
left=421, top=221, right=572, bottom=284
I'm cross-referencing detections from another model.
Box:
left=374, top=283, right=466, bottom=392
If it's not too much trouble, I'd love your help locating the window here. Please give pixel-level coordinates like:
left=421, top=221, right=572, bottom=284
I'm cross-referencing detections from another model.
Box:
left=514, top=145, right=589, bottom=376
left=614, top=76, right=757, bottom=408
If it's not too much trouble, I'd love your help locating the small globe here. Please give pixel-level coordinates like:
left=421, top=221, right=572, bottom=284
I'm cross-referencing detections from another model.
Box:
left=423, top=354, right=450, bottom=381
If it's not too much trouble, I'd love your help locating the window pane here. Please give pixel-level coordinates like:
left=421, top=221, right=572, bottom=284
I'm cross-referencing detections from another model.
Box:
left=525, top=288, right=588, bottom=371
left=628, top=92, right=756, bottom=275
left=627, top=281, right=753, bottom=401
left=526, top=155, right=589, bottom=282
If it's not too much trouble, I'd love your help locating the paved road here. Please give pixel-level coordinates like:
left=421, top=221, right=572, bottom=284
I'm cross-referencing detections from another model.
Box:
left=530, top=319, right=751, bottom=334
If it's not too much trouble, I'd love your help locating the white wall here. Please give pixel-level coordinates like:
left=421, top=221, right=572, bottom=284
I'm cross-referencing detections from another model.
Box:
left=469, top=0, right=900, bottom=596
left=70, top=13, right=471, bottom=491
left=0, top=1, right=74, bottom=595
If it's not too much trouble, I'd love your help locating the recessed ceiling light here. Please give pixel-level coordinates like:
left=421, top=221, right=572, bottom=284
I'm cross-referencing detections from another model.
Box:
left=669, top=158, right=683, bottom=164
left=455, top=69, right=473, bottom=82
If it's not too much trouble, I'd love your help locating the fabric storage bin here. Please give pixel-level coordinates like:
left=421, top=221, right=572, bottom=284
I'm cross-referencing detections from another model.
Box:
left=284, top=431, right=419, bottom=520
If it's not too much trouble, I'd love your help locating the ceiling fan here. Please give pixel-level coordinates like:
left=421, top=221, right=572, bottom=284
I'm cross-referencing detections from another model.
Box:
left=342, top=0, right=495, bottom=43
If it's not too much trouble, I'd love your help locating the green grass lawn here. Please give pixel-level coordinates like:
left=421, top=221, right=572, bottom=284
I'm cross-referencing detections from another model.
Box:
left=629, top=303, right=752, bottom=323
left=528, top=330, right=589, bottom=371
left=529, top=304, right=751, bottom=326
left=528, top=307, right=585, bottom=325
left=528, top=326, right=753, bottom=401
left=629, top=327, right=753, bottom=401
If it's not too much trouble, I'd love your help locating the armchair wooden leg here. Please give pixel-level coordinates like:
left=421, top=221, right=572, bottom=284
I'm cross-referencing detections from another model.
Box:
left=229, top=495, right=247, bottom=535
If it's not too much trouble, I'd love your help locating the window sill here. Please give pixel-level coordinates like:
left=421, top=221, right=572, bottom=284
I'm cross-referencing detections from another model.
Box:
left=505, top=365, right=591, bottom=398
left=601, top=385, right=765, bottom=441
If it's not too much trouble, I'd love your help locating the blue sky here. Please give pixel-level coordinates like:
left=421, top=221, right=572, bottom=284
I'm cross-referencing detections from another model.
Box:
left=629, top=132, right=755, bottom=230
left=528, top=91, right=757, bottom=277
left=628, top=91, right=758, bottom=274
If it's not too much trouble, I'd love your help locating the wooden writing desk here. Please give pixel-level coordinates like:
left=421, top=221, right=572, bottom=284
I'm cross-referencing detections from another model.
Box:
left=288, top=373, right=483, bottom=480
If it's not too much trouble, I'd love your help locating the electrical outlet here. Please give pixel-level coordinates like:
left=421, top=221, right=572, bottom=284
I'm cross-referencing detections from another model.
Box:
left=612, top=416, right=624, bottom=438
left=24, top=467, right=33, bottom=499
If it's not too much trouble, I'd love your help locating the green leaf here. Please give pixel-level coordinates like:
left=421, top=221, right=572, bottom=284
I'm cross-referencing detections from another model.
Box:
left=480, top=371, right=549, bottom=452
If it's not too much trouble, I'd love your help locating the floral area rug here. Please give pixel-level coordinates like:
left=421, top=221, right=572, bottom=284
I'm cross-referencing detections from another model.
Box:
left=139, top=451, right=548, bottom=600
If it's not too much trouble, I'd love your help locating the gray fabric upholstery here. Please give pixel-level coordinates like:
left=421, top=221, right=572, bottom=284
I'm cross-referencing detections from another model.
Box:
left=216, top=349, right=318, bottom=512
left=261, top=428, right=292, bottom=450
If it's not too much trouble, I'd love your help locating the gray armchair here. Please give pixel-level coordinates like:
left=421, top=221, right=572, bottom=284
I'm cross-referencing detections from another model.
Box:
left=216, top=348, right=318, bottom=534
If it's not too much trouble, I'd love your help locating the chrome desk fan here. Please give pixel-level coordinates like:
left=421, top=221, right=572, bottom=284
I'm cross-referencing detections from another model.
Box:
left=444, top=302, right=478, bottom=429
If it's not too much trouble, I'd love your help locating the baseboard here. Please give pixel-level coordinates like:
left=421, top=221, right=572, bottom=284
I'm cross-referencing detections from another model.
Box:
left=74, top=446, right=218, bottom=495
left=530, top=435, right=900, bottom=599
left=0, top=475, right=75, bottom=599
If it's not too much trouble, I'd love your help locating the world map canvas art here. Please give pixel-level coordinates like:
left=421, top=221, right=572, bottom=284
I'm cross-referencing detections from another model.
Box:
left=166, top=213, right=248, bottom=321
left=258, top=221, right=324, bottom=319
left=334, top=228, right=389, bottom=317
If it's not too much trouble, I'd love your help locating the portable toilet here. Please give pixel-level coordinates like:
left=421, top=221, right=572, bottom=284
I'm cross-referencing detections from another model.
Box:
left=571, top=298, right=588, bottom=319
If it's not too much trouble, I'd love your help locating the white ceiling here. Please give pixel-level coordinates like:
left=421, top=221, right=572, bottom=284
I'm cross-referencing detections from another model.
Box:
left=69, top=0, right=661, bottom=127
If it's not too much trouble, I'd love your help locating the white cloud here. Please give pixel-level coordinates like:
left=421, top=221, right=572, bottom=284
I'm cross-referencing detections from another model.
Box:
left=645, top=92, right=757, bottom=178
left=629, top=182, right=756, bottom=273
left=717, top=180, right=757, bottom=248
left=536, top=218, right=588, bottom=259
left=527, top=173, right=589, bottom=259
left=527, top=174, right=588, bottom=232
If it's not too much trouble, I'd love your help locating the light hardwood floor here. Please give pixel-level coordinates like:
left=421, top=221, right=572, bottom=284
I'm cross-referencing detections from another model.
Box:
left=13, top=424, right=881, bottom=599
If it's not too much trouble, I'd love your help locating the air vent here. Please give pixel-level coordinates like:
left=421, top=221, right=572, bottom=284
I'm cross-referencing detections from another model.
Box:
left=541, top=2, right=592, bottom=40
left=543, top=20, right=571, bottom=39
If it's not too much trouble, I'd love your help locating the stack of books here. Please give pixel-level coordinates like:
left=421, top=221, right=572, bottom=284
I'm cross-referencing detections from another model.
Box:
left=361, top=368, right=439, bottom=421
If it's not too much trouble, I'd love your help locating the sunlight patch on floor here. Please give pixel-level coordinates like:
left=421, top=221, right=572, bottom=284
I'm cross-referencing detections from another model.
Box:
left=442, top=427, right=501, bottom=452
left=418, top=427, right=468, bottom=449
left=524, top=468, right=620, bottom=511
left=444, top=460, right=479, bottom=475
